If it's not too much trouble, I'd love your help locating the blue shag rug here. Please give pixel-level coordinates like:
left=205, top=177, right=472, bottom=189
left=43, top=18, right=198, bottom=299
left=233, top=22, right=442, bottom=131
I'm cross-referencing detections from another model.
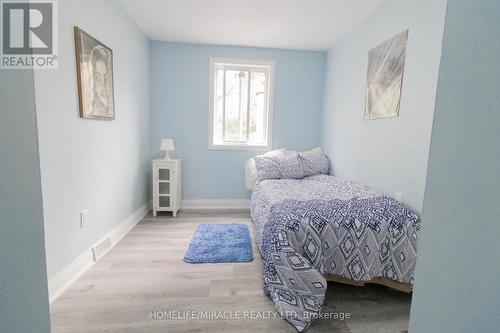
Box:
left=183, top=223, right=253, bottom=263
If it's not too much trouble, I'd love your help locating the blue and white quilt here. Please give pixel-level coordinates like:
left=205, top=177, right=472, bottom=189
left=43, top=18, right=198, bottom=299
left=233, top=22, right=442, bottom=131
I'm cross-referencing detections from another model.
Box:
left=250, top=175, right=420, bottom=331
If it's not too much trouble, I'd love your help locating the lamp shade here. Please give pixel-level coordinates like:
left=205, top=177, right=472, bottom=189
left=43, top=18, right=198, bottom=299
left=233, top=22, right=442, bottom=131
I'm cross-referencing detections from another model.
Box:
left=160, top=138, right=174, bottom=151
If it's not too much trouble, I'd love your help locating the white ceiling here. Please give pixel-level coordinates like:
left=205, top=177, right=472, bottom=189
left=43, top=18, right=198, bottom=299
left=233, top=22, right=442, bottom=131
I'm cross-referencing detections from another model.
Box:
left=118, top=0, right=384, bottom=51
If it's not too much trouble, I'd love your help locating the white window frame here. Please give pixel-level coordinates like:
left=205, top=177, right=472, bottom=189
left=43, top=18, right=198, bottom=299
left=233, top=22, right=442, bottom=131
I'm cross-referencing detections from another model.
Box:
left=208, top=57, right=275, bottom=151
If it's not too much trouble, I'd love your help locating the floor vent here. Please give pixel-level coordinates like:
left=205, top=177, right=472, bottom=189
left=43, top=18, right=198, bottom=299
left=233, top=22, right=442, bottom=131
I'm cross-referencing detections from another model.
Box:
left=92, top=237, right=112, bottom=261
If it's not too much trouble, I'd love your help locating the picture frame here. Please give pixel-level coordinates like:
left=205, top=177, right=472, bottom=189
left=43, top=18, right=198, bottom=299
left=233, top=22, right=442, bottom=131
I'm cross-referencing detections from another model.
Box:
left=74, top=27, right=115, bottom=120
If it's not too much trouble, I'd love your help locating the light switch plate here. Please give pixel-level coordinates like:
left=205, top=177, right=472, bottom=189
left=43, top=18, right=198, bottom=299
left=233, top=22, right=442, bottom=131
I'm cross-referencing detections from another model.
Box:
left=80, top=209, right=88, bottom=228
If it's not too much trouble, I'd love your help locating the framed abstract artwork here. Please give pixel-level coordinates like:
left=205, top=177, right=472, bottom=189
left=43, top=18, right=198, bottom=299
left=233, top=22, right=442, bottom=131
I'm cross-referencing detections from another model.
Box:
left=364, top=30, right=408, bottom=120
left=74, top=27, right=115, bottom=120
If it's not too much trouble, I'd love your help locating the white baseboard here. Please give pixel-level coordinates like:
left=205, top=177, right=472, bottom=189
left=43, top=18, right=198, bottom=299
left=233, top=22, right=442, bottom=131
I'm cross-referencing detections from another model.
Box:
left=182, top=199, right=250, bottom=210
left=48, top=201, right=151, bottom=304
left=47, top=249, right=94, bottom=304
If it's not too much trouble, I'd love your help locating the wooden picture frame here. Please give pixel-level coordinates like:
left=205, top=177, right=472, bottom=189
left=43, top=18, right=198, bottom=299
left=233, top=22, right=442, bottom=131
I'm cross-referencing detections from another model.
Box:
left=74, top=27, right=115, bottom=120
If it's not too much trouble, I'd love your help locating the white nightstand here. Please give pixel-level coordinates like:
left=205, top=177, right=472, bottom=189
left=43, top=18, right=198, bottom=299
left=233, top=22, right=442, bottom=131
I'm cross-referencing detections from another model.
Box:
left=152, top=159, right=181, bottom=217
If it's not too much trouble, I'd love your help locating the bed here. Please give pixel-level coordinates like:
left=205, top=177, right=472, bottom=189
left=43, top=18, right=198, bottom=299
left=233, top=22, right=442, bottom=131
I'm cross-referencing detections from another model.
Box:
left=250, top=174, right=420, bottom=331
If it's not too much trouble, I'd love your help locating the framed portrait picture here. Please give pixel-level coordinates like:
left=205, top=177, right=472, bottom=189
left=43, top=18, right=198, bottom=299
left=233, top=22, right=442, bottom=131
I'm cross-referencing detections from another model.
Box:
left=74, top=27, right=115, bottom=120
left=364, top=30, right=408, bottom=120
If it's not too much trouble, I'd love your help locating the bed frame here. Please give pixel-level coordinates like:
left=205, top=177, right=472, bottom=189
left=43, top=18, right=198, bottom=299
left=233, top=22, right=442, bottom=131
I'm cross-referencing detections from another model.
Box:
left=325, top=274, right=412, bottom=293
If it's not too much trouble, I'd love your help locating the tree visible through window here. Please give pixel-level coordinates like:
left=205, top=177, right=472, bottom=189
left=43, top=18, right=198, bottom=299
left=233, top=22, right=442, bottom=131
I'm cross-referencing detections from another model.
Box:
left=209, top=58, right=274, bottom=149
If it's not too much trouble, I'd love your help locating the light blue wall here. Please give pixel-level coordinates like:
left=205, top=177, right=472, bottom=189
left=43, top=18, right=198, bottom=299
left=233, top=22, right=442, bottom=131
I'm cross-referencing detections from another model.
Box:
left=0, top=70, right=50, bottom=332
left=34, top=0, right=151, bottom=278
left=151, top=42, right=325, bottom=199
left=409, top=1, right=500, bottom=331
left=321, top=0, right=448, bottom=212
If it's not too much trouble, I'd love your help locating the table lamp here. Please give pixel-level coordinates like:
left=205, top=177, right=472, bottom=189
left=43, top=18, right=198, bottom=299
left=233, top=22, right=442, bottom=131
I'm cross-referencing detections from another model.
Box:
left=160, top=138, right=174, bottom=160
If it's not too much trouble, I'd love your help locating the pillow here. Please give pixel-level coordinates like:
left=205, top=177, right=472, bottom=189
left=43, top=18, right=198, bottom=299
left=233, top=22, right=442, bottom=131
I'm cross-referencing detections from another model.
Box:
left=245, top=148, right=285, bottom=190
left=306, top=146, right=323, bottom=155
left=276, top=151, right=304, bottom=179
left=298, top=151, right=330, bottom=176
left=253, top=155, right=282, bottom=182
left=249, top=147, right=330, bottom=187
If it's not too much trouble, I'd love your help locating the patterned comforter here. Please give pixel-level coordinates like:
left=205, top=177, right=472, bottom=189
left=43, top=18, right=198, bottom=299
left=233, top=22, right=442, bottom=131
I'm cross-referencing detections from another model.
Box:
left=250, top=175, right=420, bottom=331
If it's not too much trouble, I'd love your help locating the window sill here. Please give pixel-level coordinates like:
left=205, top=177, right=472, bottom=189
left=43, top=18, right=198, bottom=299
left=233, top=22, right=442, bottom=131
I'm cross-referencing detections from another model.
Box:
left=208, top=143, right=272, bottom=152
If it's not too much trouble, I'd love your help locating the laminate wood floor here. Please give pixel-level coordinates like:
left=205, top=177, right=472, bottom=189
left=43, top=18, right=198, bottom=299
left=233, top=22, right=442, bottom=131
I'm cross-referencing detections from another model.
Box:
left=50, top=210, right=411, bottom=333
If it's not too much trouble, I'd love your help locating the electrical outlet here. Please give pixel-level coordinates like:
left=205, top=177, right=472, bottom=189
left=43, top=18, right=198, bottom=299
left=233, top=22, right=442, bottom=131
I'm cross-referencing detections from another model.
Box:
left=395, top=192, right=404, bottom=203
left=80, top=209, right=88, bottom=228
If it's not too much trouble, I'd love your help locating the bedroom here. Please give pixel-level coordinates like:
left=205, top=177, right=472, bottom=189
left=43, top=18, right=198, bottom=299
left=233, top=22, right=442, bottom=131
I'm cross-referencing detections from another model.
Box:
left=1, top=0, right=499, bottom=332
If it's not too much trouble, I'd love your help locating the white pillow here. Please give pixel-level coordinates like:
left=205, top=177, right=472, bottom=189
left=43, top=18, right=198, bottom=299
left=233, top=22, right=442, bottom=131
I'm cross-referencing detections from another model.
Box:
left=245, top=148, right=286, bottom=190
left=306, top=146, right=323, bottom=154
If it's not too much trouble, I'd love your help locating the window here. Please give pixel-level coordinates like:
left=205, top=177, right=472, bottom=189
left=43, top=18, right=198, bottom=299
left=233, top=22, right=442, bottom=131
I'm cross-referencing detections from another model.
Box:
left=208, top=58, right=274, bottom=150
